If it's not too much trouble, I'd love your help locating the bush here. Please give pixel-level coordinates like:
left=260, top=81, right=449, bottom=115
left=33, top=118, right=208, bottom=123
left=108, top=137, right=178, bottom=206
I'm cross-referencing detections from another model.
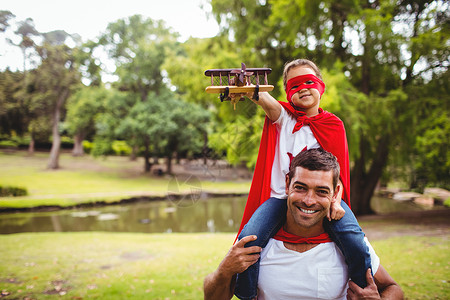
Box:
left=90, top=138, right=114, bottom=157
left=0, top=140, right=18, bottom=149
left=444, top=197, right=450, bottom=208
left=0, top=185, right=28, bottom=197
left=111, top=140, right=132, bottom=156
left=82, top=140, right=93, bottom=154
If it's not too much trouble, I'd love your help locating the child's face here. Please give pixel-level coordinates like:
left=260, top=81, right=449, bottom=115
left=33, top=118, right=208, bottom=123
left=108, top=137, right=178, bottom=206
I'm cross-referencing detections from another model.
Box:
left=286, top=66, right=321, bottom=115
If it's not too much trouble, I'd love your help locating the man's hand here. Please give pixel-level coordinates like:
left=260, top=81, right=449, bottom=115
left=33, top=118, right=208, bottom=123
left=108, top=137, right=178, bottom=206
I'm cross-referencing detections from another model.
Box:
left=204, top=235, right=261, bottom=300
left=347, top=269, right=380, bottom=300
left=219, top=235, right=262, bottom=277
left=328, top=200, right=345, bottom=221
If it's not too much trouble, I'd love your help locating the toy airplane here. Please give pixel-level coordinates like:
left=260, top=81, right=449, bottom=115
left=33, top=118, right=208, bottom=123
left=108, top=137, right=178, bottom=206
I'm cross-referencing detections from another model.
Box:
left=205, top=63, right=274, bottom=109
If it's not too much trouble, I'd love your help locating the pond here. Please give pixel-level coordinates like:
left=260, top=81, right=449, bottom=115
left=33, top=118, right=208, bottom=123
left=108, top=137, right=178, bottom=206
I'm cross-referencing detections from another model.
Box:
left=0, top=195, right=441, bottom=234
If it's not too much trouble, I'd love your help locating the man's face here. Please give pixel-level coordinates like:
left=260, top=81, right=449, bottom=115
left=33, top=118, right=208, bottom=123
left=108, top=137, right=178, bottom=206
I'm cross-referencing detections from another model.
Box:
left=284, top=166, right=336, bottom=236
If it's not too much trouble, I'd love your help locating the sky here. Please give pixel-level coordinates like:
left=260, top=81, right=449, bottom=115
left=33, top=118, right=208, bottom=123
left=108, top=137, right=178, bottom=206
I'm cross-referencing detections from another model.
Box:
left=0, top=0, right=220, bottom=71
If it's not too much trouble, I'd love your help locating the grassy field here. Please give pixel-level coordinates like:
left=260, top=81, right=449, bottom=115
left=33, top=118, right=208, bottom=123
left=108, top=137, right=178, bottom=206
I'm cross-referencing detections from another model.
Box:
left=0, top=232, right=448, bottom=299
left=0, top=151, right=251, bottom=209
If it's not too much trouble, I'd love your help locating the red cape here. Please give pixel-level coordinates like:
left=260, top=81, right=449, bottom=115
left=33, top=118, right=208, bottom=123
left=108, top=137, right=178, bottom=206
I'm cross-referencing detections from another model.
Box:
left=237, top=102, right=351, bottom=239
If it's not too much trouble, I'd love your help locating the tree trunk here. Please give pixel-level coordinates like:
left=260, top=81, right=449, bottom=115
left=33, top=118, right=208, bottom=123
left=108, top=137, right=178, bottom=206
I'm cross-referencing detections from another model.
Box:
left=28, top=134, right=35, bottom=155
left=166, top=153, right=173, bottom=175
left=361, top=52, right=371, bottom=95
left=350, top=135, right=390, bottom=215
left=72, top=133, right=85, bottom=156
left=143, top=137, right=152, bottom=172
left=47, top=89, right=68, bottom=169
left=176, top=152, right=181, bottom=165
left=203, top=130, right=208, bottom=165
left=130, top=144, right=138, bottom=161
left=47, top=118, right=61, bottom=169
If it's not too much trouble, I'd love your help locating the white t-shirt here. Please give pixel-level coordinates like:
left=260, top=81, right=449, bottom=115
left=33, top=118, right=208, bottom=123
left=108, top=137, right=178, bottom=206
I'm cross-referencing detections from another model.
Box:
left=257, top=238, right=380, bottom=300
left=270, top=108, right=321, bottom=198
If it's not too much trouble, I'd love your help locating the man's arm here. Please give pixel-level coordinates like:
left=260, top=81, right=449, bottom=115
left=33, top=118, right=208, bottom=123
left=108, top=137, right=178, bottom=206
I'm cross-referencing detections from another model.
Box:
left=204, top=235, right=262, bottom=300
left=347, top=267, right=404, bottom=299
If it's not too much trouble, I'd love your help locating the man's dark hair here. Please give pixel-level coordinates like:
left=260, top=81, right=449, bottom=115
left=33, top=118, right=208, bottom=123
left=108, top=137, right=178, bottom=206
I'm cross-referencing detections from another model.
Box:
left=287, top=148, right=340, bottom=189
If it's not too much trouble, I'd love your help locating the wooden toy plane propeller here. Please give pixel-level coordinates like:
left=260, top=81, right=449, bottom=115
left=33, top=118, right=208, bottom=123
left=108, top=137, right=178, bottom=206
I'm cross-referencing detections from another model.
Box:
left=205, top=63, right=274, bottom=109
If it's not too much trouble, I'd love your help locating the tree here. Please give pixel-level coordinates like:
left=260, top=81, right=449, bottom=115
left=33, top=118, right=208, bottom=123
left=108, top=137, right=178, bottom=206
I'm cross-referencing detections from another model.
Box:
left=30, top=32, right=80, bottom=168
left=96, top=15, right=198, bottom=170
left=104, top=88, right=209, bottom=173
left=9, top=17, right=40, bottom=77
left=0, top=70, right=26, bottom=136
left=162, top=98, right=210, bottom=174
left=65, top=86, right=106, bottom=156
left=100, top=15, right=179, bottom=101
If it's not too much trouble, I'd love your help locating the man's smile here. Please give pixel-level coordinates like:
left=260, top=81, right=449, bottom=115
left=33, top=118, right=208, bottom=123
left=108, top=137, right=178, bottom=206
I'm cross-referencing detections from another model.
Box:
left=297, top=206, right=319, bottom=215
left=300, top=208, right=316, bottom=214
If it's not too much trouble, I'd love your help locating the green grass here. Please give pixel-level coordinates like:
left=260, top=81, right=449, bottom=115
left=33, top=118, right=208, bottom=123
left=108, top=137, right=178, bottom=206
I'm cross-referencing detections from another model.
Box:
left=372, top=236, right=450, bottom=299
left=0, top=233, right=448, bottom=299
left=0, top=151, right=251, bottom=209
left=0, top=232, right=234, bottom=299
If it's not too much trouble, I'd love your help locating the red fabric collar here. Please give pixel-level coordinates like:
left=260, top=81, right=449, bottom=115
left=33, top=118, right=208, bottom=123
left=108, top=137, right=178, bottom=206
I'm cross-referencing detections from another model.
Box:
left=281, top=104, right=326, bottom=134
left=274, top=227, right=332, bottom=244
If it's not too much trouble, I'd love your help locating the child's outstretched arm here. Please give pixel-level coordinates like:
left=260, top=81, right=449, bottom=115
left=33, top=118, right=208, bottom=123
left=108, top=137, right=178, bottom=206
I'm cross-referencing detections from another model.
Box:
left=250, top=92, right=282, bottom=121
left=231, top=91, right=281, bottom=121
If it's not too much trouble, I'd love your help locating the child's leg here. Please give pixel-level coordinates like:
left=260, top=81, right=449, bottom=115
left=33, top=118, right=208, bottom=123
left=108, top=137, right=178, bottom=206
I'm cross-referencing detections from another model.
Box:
left=234, top=197, right=287, bottom=300
left=324, top=201, right=372, bottom=288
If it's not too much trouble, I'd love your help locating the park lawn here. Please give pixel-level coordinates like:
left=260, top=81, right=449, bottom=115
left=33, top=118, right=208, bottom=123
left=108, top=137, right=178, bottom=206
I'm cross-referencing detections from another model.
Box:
left=0, top=151, right=251, bottom=209
left=0, top=233, right=448, bottom=299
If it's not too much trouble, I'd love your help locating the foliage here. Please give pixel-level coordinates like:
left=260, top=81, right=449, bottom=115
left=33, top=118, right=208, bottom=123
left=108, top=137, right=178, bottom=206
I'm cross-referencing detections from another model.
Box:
left=406, top=70, right=450, bottom=189
left=0, top=70, right=28, bottom=136
left=100, top=14, right=179, bottom=101
left=164, top=36, right=243, bottom=107
left=444, top=198, right=450, bottom=208
left=111, top=140, right=132, bottom=156
left=90, top=137, right=114, bottom=157
left=65, top=85, right=107, bottom=138
left=109, top=89, right=210, bottom=172
left=0, top=140, right=18, bottom=148
left=82, top=140, right=93, bottom=154
left=164, top=35, right=261, bottom=167
left=0, top=185, right=28, bottom=197
left=65, top=85, right=108, bottom=155
left=96, top=15, right=211, bottom=171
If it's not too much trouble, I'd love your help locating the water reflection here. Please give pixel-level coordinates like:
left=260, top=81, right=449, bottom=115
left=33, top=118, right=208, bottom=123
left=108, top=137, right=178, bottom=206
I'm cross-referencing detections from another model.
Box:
left=0, top=197, right=247, bottom=234
left=0, top=196, right=443, bottom=234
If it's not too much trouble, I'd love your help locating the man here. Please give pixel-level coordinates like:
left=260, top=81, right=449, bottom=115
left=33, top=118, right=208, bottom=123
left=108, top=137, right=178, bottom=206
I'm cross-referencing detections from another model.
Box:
left=204, top=149, right=403, bottom=299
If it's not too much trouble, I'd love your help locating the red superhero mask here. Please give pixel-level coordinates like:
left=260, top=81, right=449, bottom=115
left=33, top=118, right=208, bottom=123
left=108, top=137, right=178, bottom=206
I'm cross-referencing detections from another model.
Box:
left=286, top=74, right=326, bottom=106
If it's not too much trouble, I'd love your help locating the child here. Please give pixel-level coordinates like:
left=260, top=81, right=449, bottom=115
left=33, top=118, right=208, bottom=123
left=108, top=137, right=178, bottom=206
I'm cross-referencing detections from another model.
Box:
left=233, top=59, right=371, bottom=300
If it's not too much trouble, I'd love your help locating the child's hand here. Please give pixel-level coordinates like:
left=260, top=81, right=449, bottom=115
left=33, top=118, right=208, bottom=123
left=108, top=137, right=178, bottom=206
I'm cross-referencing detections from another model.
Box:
left=328, top=201, right=345, bottom=221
